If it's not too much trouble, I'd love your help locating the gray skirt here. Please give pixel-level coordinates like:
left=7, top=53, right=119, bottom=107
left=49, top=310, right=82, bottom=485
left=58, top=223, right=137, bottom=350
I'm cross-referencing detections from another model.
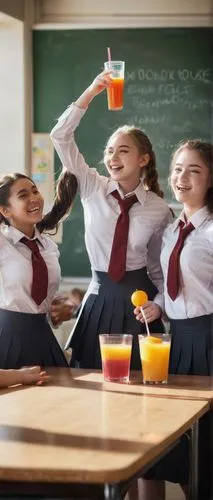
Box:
left=0, top=309, right=68, bottom=369
left=169, top=314, right=213, bottom=375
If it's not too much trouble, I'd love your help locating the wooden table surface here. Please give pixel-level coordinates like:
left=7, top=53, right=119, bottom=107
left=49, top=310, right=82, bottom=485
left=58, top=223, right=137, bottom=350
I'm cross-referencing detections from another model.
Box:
left=66, top=369, right=213, bottom=405
left=0, top=368, right=210, bottom=485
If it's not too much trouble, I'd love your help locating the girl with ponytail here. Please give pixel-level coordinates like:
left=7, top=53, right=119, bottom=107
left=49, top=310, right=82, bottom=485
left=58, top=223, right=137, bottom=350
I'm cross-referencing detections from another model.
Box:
left=50, top=68, right=172, bottom=370
left=0, top=169, right=77, bottom=368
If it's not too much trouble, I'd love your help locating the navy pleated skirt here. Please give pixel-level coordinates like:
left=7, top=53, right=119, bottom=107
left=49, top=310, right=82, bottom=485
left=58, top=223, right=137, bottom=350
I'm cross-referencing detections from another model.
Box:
left=144, top=313, right=213, bottom=496
left=0, top=309, right=68, bottom=369
left=69, top=268, right=164, bottom=370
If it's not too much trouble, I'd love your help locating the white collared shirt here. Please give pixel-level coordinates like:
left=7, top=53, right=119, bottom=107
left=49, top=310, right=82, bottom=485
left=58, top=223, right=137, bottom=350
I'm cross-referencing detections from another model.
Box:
left=50, top=103, right=172, bottom=308
left=161, top=206, right=213, bottom=319
left=0, top=225, right=61, bottom=313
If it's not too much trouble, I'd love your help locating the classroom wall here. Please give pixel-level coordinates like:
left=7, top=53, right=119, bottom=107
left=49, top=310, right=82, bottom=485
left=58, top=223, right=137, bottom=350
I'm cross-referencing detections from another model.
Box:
left=0, top=15, right=25, bottom=174
left=35, top=0, right=213, bottom=27
left=0, top=1, right=34, bottom=175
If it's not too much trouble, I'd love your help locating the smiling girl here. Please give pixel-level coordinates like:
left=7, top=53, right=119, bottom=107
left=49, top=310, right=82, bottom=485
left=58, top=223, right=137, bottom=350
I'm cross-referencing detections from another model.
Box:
left=0, top=170, right=77, bottom=368
left=135, top=140, right=213, bottom=499
left=50, top=69, right=172, bottom=369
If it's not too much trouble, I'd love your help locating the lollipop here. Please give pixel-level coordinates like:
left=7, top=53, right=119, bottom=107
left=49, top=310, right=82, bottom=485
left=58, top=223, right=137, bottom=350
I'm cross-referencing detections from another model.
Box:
left=131, top=289, right=150, bottom=335
left=131, top=290, right=162, bottom=343
left=131, top=290, right=148, bottom=307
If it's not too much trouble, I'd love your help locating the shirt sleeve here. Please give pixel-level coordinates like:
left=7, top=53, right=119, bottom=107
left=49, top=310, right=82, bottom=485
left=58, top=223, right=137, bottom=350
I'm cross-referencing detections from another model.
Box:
left=147, top=208, right=173, bottom=311
left=50, top=103, right=103, bottom=200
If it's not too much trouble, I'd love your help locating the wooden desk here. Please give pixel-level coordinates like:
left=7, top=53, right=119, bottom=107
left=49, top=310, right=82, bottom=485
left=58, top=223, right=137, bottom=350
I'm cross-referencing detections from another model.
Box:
left=70, top=369, right=213, bottom=405
left=0, top=368, right=210, bottom=500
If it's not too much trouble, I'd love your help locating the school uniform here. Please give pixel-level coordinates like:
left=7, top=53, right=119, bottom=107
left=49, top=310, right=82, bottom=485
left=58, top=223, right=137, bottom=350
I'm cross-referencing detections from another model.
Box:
left=0, top=225, right=68, bottom=368
left=162, top=206, right=213, bottom=376
left=144, top=206, right=213, bottom=495
left=50, top=104, right=172, bottom=369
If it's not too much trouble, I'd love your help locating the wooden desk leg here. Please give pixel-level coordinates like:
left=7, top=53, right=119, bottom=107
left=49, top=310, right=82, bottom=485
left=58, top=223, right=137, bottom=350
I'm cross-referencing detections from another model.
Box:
left=189, top=421, right=199, bottom=500
left=104, top=483, right=122, bottom=499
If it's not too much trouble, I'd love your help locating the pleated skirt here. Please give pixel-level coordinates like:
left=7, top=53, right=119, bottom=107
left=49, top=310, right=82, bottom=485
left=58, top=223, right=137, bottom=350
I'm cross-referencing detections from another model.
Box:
left=144, top=314, right=213, bottom=496
left=0, top=309, right=68, bottom=369
left=69, top=268, right=164, bottom=370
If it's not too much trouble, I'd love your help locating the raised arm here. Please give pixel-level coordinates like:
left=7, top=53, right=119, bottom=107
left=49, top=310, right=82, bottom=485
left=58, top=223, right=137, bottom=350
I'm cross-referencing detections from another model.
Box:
left=50, top=71, right=112, bottom=198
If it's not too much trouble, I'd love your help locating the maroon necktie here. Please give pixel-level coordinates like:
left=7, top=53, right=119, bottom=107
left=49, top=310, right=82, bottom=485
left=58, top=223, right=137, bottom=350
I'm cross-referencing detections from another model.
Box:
left=108, top=190, right=138, bottom=282
left=167, top=220, right=194, bottom=301
left=21, top=237, right=48, bottom=305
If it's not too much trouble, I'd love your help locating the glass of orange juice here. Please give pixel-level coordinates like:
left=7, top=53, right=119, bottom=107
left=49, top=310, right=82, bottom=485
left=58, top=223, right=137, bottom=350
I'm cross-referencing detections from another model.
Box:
left=104, top=61, right=125, bottom=110
left=139, top=334, right=171, bottom=384
left=99, top=334, right=132, bottom=382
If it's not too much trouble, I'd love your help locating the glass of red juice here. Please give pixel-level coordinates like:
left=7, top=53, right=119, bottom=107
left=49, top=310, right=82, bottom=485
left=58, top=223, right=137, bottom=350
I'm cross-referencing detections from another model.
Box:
left=99, top=334, right=132, bottom=382
left=104, top=61, right=125, bottom=110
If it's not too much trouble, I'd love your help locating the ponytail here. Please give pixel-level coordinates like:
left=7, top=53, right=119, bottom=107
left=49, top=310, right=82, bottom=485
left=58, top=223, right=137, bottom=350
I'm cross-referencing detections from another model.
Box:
left=37, top=170, right=78, bottom=233
left=143, top=150, right=164, bottom=198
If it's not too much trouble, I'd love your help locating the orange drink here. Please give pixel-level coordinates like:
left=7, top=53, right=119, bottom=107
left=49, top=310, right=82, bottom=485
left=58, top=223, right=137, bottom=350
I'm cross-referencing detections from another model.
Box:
left=139, top=334, right=171, bottom=384
left=99, top=334, right=132, bottom=382
left=104, top=61, right=125, bottom=111
left=106, top=78, right=124, bottom=111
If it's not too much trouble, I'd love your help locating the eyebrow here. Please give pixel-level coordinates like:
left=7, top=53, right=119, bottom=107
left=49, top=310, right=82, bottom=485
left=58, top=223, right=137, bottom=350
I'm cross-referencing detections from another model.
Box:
left=17, top=189, right=28, bottom=195
left=108, top=145, right=130, bottom=149
left=175, top=163, right=202, bottom=169
left=17, top=186, right=35, bottom=195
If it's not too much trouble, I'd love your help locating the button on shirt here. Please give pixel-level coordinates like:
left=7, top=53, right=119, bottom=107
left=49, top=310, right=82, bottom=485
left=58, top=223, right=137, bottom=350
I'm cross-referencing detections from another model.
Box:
left=161, top=206, right=213, bottom=319
left=50, top=103, right=172, bottom=308
left=0, top=225, right=61, bottom=313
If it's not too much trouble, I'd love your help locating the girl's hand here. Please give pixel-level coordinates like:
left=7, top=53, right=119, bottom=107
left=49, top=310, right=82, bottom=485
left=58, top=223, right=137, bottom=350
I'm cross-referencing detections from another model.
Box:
left=89, top=70, right=113, bottom=97
left=134, top=301, right=162, bottom=323
left=50, top=297, right=75, bottom=326
left=20, top=366, right=50, bottom=386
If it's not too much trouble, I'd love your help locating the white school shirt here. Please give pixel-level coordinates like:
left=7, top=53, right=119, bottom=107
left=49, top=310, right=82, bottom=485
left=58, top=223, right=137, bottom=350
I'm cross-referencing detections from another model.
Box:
left=0, top=225, right=61, bottom=314
left=50, top=103, right=172, bottom=309
left=161, top=206, right=213, bottom=319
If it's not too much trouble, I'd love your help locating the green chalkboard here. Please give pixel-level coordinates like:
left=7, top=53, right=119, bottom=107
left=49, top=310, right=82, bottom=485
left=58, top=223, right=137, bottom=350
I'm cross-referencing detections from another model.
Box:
left=33, top=28, right=213, bottom=277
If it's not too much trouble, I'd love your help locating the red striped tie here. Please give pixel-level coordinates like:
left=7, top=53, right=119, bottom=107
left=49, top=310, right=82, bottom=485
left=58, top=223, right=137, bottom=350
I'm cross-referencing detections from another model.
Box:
left=167, top=221, right=194, bottom=301
left=108, top=190, right=138, bottom=282
left=21, top=237, right=48, bottom=305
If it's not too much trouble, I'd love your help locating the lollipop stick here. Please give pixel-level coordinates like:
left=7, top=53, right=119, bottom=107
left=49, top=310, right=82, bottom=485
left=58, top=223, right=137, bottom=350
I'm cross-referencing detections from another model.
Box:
left=140, top=306, right=150, bottom=336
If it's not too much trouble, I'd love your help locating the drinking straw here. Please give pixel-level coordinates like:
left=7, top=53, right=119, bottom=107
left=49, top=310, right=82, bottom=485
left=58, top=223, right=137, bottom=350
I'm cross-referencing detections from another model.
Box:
left=107, top=47, right=112, bottom=70
left=140, top=307, right=150, bottom=336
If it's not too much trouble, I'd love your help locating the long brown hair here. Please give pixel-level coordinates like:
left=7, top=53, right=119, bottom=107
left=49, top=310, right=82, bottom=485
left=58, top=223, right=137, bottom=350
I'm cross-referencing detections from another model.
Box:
left=171, top=140, right=213, bottom=213
left=105, top=125, right=164, bottom=198
left=0, top=170, right=77, bottom=232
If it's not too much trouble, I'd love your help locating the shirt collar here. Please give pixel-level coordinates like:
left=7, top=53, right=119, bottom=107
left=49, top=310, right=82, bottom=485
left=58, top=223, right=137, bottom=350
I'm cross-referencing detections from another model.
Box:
left=2, top=225, right=44, bottom=246
left=106, top=178, right=146, bottom=205
left=173, top=205, right=210, bottom=232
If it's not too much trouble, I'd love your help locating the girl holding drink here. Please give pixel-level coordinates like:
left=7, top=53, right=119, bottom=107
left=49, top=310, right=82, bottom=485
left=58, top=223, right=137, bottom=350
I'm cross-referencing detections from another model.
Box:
left=50, top=69, right=172, bottom=370
left=135, top=140, right=213, bottom=499
left=0, top=170, right=77, bottom=369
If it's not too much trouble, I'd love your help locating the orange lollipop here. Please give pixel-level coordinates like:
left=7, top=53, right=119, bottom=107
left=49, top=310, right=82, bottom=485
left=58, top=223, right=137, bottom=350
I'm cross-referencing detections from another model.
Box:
left=131, top=289, right=148, bottom=307
left=131, top=289, right=151, bottom=337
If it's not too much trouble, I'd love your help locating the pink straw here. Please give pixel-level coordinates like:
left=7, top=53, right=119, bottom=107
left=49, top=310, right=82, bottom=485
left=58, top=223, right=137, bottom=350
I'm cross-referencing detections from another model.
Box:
left=107, top=47, right=112, bottom=70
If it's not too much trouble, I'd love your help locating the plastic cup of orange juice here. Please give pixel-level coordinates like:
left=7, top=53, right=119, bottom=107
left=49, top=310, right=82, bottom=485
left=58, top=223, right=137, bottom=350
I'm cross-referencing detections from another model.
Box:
left=139, top=334, right=171, bottom=384
left=104, top=61, right=125, bottom=110
left=99, top=334, right=132, bottom=382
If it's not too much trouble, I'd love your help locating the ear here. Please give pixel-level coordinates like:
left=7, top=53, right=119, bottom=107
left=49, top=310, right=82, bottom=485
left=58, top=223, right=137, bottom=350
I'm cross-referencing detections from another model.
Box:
left=139, top=153, right=150, bottom=168
left=0, top=206, right=11, bottom=220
